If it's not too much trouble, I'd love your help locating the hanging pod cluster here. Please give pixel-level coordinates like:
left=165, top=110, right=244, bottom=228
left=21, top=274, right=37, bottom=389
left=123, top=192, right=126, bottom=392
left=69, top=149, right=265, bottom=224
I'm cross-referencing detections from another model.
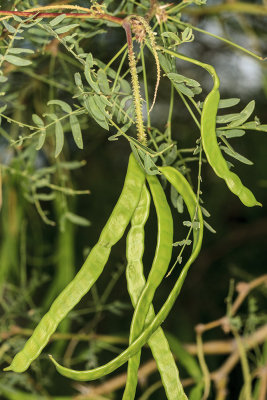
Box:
left=4, top=152, right=203, bottom=400
left=4, top=12, right=262, bottom=400
left=4, top=150, right=204, bottom=399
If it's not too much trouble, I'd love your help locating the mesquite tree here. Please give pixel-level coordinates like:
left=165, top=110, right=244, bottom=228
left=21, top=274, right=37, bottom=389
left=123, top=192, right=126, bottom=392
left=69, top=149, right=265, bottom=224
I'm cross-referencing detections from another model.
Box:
left=0, top=1, right=266, bottom=399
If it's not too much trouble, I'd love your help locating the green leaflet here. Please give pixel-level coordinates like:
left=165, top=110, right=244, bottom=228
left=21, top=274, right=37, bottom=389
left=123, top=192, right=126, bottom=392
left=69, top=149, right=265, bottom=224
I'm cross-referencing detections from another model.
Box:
left=2, top=20, right=17, bottom=33
left=84, top=95, right=109, bottom=130
left=36, top=132, right=46, bottom=151
left=97, top=69, right=111, bottom=95
left=32, top=114, right=44, bottom=126
left=167, top=72, right=200, bottom=88
left=93, top=94, right=111, bottom=119
left=47, top=100, right=72, bottom=113
left=218, top=98, right=240, bottom=108
left=167, top=72, right=201, bottom=97
left=69, top=115, right=83, bottom=149
left=221, top=146, right=253, bottom=165
left=55, top=121, right=64, bottom=158
left=216, top=100, right=255, bottom=126
left=49, top=14, right=66, bottom=27
left=65, top=212, right=90, bottom=227
left=4, top=55, right=32, bottom=66
left=217, top=129, right=245, bottom=138
left=228, top=100, right=255, bottom=128
left=47, top=100, right=84, bottom=150
left=54, top=24, right=79, bottom=35
left=84, top=53, right=101, bottom=94
left=217, top=113, right=244, bottom=124
left=8, top=48, right=34, bottom=54
left=203, top=220, right=216, bottom=233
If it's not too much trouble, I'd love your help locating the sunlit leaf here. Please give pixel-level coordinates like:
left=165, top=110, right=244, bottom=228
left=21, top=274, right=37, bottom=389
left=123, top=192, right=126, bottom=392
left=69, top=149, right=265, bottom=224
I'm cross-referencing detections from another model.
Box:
left=8, top=48, right=34, bottom=55
left=5, top=55, right=32, bottom=66
left=218, top=98, right=240, bottom=108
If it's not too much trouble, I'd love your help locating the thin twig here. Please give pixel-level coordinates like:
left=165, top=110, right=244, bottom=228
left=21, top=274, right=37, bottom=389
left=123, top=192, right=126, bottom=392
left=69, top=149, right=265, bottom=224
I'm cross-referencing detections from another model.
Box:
left=0, top=8, right=123, bottom=25
left=181, top=2, right=267, bottom=16
left=71, top=325, right=267, bottom=398
left=212, top=325, right=267, bottom=382
left=230, top=275, right=267, bottom=316
left=196, top=331, right=211, bottom=400
left=258, top=365, right=267, bottom=400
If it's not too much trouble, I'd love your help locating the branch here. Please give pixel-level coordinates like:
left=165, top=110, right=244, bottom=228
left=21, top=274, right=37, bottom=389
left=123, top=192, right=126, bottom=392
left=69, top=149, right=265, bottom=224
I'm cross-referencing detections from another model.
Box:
left=231, top=274, right=267, bottom=316
left=195, top=275, right=267, bottom=334
left=0, top=8, right=123, bottom=25
left=0, top=325, right=128, bottom=345
left=71, top=325, right=267, bottom=399
left=193, top=275, right=267, bottom=398
left=183, top=2, right=267, bottom=17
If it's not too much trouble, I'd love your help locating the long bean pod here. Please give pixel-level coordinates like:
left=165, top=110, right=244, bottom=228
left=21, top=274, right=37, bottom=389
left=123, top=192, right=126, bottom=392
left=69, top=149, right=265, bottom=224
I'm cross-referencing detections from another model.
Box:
left=159, top=47, right=261, bottom=207
left=125, top=184, right=187, bottom=399
left=4, top=154, right=145, bottom=373
left=123, top=175, right=174, bottom=399
left=49, top=167, right=203, bottom=381
left=201, top=84, right=261, bottom=207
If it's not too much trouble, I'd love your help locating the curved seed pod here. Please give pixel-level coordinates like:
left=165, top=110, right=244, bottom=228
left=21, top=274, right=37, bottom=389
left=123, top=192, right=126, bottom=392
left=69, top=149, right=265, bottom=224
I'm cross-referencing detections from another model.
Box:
left=4, top=153, right=145, bottom=373
left=159, top=48, right=261, bottom=207
left=125, top=184, right=187, bottom=399
left=123, top=175, right=174, bottom=399
left=49, top=167, right=203, bottom=382
left=201, top=85, right=261, bottom=207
